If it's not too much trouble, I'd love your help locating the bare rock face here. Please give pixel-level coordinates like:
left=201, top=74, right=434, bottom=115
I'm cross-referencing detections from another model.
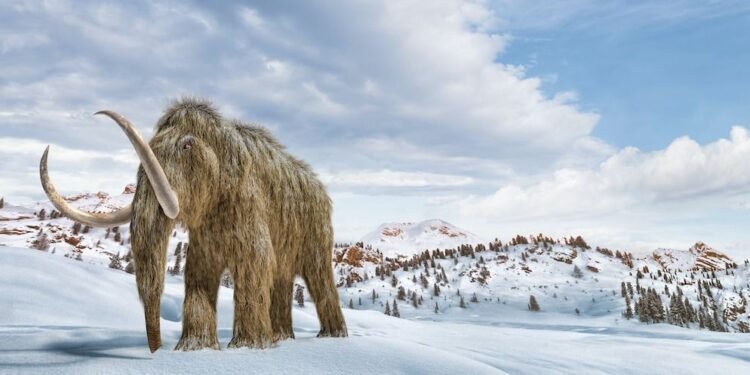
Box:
left=122, top=184, right=136, bottom=194
left=691, top=242, right=735, bottom=271
left=551, top=247, right=577, bottom=264
left=335, top=245, right=381, bottom=267
left=652, top=242, right=735, bottom=272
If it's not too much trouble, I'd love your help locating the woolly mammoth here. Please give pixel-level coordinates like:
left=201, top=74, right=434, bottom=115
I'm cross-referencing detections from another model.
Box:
left=40, top=98, right=347, bottom=352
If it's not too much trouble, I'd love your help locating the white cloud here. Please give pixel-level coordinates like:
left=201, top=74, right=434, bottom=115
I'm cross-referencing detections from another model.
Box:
left=455, top=126, right=750, bottom=220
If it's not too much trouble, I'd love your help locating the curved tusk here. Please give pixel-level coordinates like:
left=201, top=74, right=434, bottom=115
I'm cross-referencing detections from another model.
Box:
left=94, top=110, right=179, bottom=219
left=39, top=146, right=132, bottom=227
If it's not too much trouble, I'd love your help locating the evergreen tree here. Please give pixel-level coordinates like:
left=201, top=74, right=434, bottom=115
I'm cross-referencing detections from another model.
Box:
left=624, top=298, right=633, bottom=320
left=392, top=299, right=400, bottom=318
left=391, top=274, right=398, bottom=287
left=471, top=293, right=479, bottom=303
left=528, top=295, right=541, bottom=312
left=433, top=283, right=441, bottom=297
left=712, top=310, right=723, bottom=332
left=459, top=296, right=466, bottom=308
left=434, top=302, right=439, bottom=314
left=295, top=284, right=305, bottom=307
left=108, top=252, right=122, bottom=270
left=0, top=197, right=4, bottom=209
left=397, top=286, right=406, bottom=300
left=669, top=294, right=684, bottom=326
left=349, top=299, right=354, bottom=309
left=384, top=301, right=391, bottom=316
left=32, top=231, right=50, bottom=251
left=170, top=248, right=182, bottom=275
left=572, top=265, right=583, bottom=278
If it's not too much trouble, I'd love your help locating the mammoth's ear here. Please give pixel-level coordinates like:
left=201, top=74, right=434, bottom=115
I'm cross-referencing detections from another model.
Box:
left=179, top=134, right=196, bottom=151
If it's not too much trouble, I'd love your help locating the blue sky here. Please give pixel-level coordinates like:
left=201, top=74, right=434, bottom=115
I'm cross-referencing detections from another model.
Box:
left=2, top=0, right=750, bottom=255
left=499, top=0, right=750, bottom=150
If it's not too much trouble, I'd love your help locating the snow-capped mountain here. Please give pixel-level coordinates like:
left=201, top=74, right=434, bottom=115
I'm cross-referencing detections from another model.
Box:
left=360, top=219, right=484, bottom=258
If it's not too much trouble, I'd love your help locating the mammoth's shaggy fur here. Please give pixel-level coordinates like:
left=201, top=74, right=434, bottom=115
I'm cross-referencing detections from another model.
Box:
left=132, top=98, right=347, bottom=351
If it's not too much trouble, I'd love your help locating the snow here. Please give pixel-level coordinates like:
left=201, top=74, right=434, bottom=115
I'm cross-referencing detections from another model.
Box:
left=2, top=246, right=750, bottom=374
left=360, top=219, right=484, bottom=258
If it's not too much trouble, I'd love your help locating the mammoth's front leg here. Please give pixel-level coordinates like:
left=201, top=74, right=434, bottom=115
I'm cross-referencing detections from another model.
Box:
left=175, top=237, right=223, bottom=351
left=228, top=230, right=276, bottom=349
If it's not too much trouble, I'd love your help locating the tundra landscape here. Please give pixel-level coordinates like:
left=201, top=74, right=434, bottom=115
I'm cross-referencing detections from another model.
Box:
left=2, top=1, right=750, bottom=374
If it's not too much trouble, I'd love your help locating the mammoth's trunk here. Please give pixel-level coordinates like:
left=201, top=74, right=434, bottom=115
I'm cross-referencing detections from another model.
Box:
left=131, top=168, right=174, bottom=353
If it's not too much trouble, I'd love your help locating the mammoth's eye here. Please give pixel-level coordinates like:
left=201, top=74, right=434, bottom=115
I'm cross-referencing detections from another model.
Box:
left=180, top=135, right=196, bottom=151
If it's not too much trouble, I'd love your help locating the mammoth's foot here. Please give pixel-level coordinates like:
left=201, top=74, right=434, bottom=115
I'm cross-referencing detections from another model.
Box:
left=227, top=333, right=274, bottom=350
left=317, top=325, right=348, bottom=338
left=174, top=334, right=220, bottom=351
left=272, top=328, right=295, bottom=342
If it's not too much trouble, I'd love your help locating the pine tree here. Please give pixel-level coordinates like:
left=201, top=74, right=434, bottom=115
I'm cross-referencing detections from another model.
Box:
left=434, top=302, right=439, bottom=314
left=32, top=231, right=50, bottom=251
left=170, top=248, right=182, bottom=275
left=459, top=296, right=466, bottom=308
left=397, top=286, right=406, bottom=300
left=108, top=252, right=122, bottom=270
left=0, top=197, right=4, bottom=209
left=528, top=295, right=540, bottom=312
left=470, top=293, right=479, bottom=303
left=371, top=289, right=377, bottom=302
left=295, top=284, right=305, bottom=307
left=384, top=301, right=391, bottom=316
left=669, top=294, right=684, bottom=326
left=624, top=298, right=633, bottom=320
left=433, top=283, right=441, bottom=297
left=572, top=265, right=583, bottom=278
left=392, top=299, right=400, bottom=318
left=349, top=299, right=354, bottom=309
left=391, top=274, right=398, bottom=287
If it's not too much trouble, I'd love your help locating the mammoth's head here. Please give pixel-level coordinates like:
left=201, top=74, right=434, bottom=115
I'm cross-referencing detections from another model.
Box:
left=40, top=98, right=242, bottom=228
left=39, top=98, right=244, bottom=352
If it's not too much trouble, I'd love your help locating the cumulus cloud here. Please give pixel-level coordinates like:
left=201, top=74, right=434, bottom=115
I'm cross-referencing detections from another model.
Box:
left=0, top=0, right=602, bottom=199
left=455, top=126, right=750, bottom=220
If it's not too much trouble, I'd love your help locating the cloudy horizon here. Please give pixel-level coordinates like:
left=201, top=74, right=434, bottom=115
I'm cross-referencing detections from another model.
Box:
left=2, top=1, right=749, bottom=256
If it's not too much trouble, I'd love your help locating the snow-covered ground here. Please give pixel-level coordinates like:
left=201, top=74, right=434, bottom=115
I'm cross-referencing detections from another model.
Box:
left=2, top=247, right=750, bottom=374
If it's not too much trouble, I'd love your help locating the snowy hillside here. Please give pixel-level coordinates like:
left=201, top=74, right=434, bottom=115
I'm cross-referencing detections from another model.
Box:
left=3, top=246, right=750, bottom=374
left=2, top=193, right=750, bottom=337
left=360, top=219, right=484, bottom=258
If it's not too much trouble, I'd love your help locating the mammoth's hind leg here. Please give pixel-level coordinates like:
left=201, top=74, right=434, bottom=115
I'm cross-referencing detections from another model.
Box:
left=270, top=275, right=295, bottom=342
left=175, top=242, right=223, bottom=351
left=303, top=261, right=348, bottom=338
